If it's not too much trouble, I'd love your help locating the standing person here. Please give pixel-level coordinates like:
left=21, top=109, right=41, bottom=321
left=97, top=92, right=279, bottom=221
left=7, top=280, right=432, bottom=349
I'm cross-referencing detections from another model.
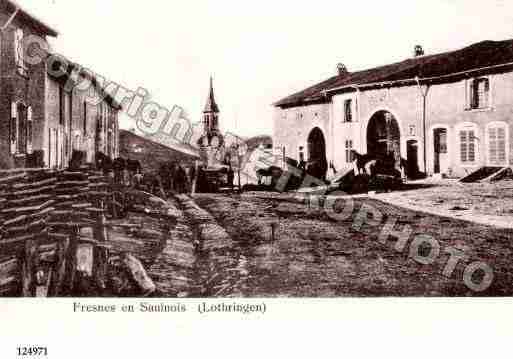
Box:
left=177, top=165, right=187, bottom=193
left=113, top=157, right=126, bottom=186
left=227, top=165, right=235, bottom=192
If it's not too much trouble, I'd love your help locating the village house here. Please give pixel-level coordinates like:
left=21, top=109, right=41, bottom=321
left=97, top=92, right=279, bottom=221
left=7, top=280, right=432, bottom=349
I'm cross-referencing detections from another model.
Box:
left=0, top=0, right=120, bottom=169
left=274, top=39, right=513, bottom=180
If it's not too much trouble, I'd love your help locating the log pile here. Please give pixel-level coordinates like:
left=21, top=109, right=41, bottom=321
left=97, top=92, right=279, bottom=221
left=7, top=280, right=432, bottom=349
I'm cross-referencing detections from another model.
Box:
left=0, top=167, right=158, bottom=297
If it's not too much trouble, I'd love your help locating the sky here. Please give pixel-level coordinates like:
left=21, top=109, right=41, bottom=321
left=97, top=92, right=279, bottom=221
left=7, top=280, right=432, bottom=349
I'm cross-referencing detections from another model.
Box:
left=16, top=0, right=513, bottom=138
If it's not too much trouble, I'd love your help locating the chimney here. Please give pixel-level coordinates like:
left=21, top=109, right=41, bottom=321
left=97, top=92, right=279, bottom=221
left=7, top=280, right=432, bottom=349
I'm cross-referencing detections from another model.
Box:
left=414, top=45, right=425, bottom=57
left=337, top=63, right=348, bottom=76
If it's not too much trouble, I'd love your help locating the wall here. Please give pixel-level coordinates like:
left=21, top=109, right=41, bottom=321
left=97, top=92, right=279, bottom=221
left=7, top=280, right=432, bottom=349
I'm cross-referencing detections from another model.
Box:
left=274, top=70, right=513, bottom=179
left=273, top=103, right=330, bottom=167
left=0, top=10, right=49, bottom=168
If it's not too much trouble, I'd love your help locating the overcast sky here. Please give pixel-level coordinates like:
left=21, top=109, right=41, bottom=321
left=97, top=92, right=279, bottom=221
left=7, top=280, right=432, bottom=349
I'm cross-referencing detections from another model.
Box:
left=18, top=0, right=513, bottom=138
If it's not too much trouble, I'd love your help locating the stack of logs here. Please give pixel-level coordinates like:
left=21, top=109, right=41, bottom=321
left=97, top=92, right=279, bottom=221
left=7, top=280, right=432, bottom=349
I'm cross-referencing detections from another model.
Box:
left=0, top=167, right=118, bottom=297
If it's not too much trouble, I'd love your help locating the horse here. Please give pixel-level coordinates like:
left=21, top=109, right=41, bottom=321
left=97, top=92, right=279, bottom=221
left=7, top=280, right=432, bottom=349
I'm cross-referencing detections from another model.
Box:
left=350, top=150, right=376, bottom=175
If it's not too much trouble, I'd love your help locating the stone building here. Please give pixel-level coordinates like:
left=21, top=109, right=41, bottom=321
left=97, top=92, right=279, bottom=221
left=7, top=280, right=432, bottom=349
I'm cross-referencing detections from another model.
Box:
left=274, top=39, right=513, bottom=179
left=0, top=0, right=120, bottom=169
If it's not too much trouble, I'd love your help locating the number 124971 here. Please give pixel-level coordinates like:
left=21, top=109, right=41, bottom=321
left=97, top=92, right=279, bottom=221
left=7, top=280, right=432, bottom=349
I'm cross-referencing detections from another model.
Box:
left=17, top=347, right=48, bottom=356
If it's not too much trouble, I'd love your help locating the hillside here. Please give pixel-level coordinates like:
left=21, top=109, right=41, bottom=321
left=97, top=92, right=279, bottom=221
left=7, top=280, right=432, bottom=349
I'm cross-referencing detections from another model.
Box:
left=119, top=130, right=200, bottom=173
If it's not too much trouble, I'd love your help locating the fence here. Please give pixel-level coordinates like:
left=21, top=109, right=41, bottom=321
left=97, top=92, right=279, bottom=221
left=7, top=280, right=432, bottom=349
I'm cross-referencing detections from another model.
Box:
left=0, top=166, right=115, bottom=297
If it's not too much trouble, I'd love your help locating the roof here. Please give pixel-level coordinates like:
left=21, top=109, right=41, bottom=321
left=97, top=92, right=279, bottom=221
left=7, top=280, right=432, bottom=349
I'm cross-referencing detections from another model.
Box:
left=275, top=39, right=513, bottom=108
left=3, top=0, right=58, bottom=36
left=203, top=76, right=220, bottom=113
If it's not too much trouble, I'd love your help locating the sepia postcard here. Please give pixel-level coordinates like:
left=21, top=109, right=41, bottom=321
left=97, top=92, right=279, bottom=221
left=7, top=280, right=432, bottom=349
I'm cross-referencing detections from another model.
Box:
left=0, top=0, right=512, bottom=357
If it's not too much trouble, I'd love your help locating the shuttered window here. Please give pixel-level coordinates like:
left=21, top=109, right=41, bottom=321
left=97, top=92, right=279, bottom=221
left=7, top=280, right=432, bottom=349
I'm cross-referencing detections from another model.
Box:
left=470, top=78, right=490, bottom=109
left=27, top=106, right=33, bottom=154
left=10, top=102, right=17, bottom=154
left=460, top=130, right=476, bottom=163
left=10, top=102, right=31, bottom=155
left=488, top=126, right=506, bottom=165
left=14, top=28, right=26, bottom=75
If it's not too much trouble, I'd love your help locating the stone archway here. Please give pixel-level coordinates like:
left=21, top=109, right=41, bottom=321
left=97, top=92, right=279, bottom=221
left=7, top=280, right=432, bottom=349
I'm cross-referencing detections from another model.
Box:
left=307, top=127, right=328, bottom=180
left=367, top=110, right=401, bottom=166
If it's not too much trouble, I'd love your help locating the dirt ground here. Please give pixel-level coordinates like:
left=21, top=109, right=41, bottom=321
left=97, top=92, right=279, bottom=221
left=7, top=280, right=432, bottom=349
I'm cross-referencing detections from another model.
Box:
left=194, top=192, right=513, bottom=297
left=376, top=179, right=513, bottom=223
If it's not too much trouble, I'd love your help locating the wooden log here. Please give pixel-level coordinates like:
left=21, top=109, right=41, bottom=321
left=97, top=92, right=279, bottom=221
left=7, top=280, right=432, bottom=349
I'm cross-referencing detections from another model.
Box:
left=35, top=268, right=52, bottom=297
left=0, top=173, right=26, bottom=184
left=21, top=239, right=36, bottom=297
left=76, top=242, right=94, bottom=277
left=57, top=180, right=90, bottom=187
left=0, top=258, right=18, bottom=278
left=12, top=177, right=57, bottom=190
left=121, top=253, right=156, bottom=295
left=51, top=235, right=70, bottom=297
left=9, top=185, right=57, bottom=197
left=1, top=200, right=55, bottom=215
left=94, top=244, right=109, bottom=290
left=64, top=227, right=79, bottom=294
left=93, top=212, right=108, bottom=243
left=3, top=207, right=54, bottom=226
left=7, top=194, right=52, bottom=207
left=0, top=275, right=17, bottom=287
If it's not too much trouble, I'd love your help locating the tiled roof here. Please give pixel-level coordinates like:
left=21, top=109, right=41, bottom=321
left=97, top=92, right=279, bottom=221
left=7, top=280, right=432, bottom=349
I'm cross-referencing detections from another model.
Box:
left=3, top=0, right=58, bottom=36
left=275, top=39, right=513, bottom=107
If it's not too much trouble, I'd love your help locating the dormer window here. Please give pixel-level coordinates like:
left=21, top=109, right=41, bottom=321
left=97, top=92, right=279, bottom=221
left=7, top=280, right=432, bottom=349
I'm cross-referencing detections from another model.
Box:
left=469, top=77, right=490, bottom=110
left=14, top=28, right=27, bottom=76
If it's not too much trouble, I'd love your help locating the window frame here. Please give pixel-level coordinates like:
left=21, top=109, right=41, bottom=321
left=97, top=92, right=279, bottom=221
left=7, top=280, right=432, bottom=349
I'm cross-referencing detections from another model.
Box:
left=343, top=99, right=353, bottom=123
left=345, top=139, right=353, bottom=163
left=458, top=124, right=480, bottom=165
left=468, top=77, right=491, bottom=111
left=486, top=122, right=509, bottom=166
left=14, top=28, right=27, bottom=76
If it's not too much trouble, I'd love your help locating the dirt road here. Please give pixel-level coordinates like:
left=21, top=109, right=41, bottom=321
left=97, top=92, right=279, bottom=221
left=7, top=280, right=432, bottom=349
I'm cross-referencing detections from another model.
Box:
left=192, top=192, right=513, bottom=297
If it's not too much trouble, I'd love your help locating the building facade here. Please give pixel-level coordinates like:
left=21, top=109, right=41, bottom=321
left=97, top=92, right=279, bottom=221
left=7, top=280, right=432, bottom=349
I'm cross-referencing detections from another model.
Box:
left=0, top=0, right=120, bottom=169
left=274, top=40, right=513, bottom=179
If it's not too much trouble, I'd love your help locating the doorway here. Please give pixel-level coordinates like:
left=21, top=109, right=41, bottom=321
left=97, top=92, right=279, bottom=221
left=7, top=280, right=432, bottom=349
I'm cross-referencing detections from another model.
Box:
left=406, top=140, right=419, bottom=179
left=433, top=128, right=448, bottom=174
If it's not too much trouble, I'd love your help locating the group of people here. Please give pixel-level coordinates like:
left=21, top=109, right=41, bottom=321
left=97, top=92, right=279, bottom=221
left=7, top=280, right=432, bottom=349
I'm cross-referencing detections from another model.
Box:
left=158, top=162, right=195, bottom=195
left=94, top=152, right=144, bottom=188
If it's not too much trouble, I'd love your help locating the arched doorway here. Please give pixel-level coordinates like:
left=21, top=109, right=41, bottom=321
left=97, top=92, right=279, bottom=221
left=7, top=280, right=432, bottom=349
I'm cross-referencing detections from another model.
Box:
left=307, top=127, right=328, bottom=180
left=367, top=110, right=401, bottom=167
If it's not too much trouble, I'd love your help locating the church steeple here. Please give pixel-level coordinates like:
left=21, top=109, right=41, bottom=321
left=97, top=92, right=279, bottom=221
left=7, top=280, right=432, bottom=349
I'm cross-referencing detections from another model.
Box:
left=204, top=76, right=220, bottom=114
left=202, top=76, right=220, bottom=134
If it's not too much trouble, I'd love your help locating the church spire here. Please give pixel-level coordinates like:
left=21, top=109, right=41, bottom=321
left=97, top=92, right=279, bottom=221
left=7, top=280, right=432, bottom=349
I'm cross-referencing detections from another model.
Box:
left=203, top=76, right=220, bottom=113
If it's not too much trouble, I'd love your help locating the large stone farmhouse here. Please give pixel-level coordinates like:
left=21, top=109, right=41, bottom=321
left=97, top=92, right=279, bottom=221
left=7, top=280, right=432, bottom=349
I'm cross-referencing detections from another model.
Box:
left=274, top=40, right=513, bottom=179
left=0, top=0, right=120, bottom=169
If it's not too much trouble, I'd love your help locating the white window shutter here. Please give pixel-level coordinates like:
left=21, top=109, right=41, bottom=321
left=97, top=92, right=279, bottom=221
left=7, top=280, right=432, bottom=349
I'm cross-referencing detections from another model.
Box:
left=27, top=106, right=33, bottom=154
left=10, top=102, right=17, bottom=154
left=14, top=30, right=19, bottom=66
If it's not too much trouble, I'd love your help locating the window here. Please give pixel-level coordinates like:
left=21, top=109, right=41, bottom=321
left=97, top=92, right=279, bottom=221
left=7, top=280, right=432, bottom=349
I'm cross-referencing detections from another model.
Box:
left=488, top=125, right=506, bottom=165
left=469, top=78, right=490, bottom=109
left=344, top=99, right=353, bottom=122
left=345, top=140, right=353, bottom=162
left=83, top=101, right=87, bottom=134
left=10, top=102, right=32, bottom=154
left=14, top=28, right=26, bottom=75
left=460, top=130, right=476, bottom=163
left=59, top=87, right=65, bottom=125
